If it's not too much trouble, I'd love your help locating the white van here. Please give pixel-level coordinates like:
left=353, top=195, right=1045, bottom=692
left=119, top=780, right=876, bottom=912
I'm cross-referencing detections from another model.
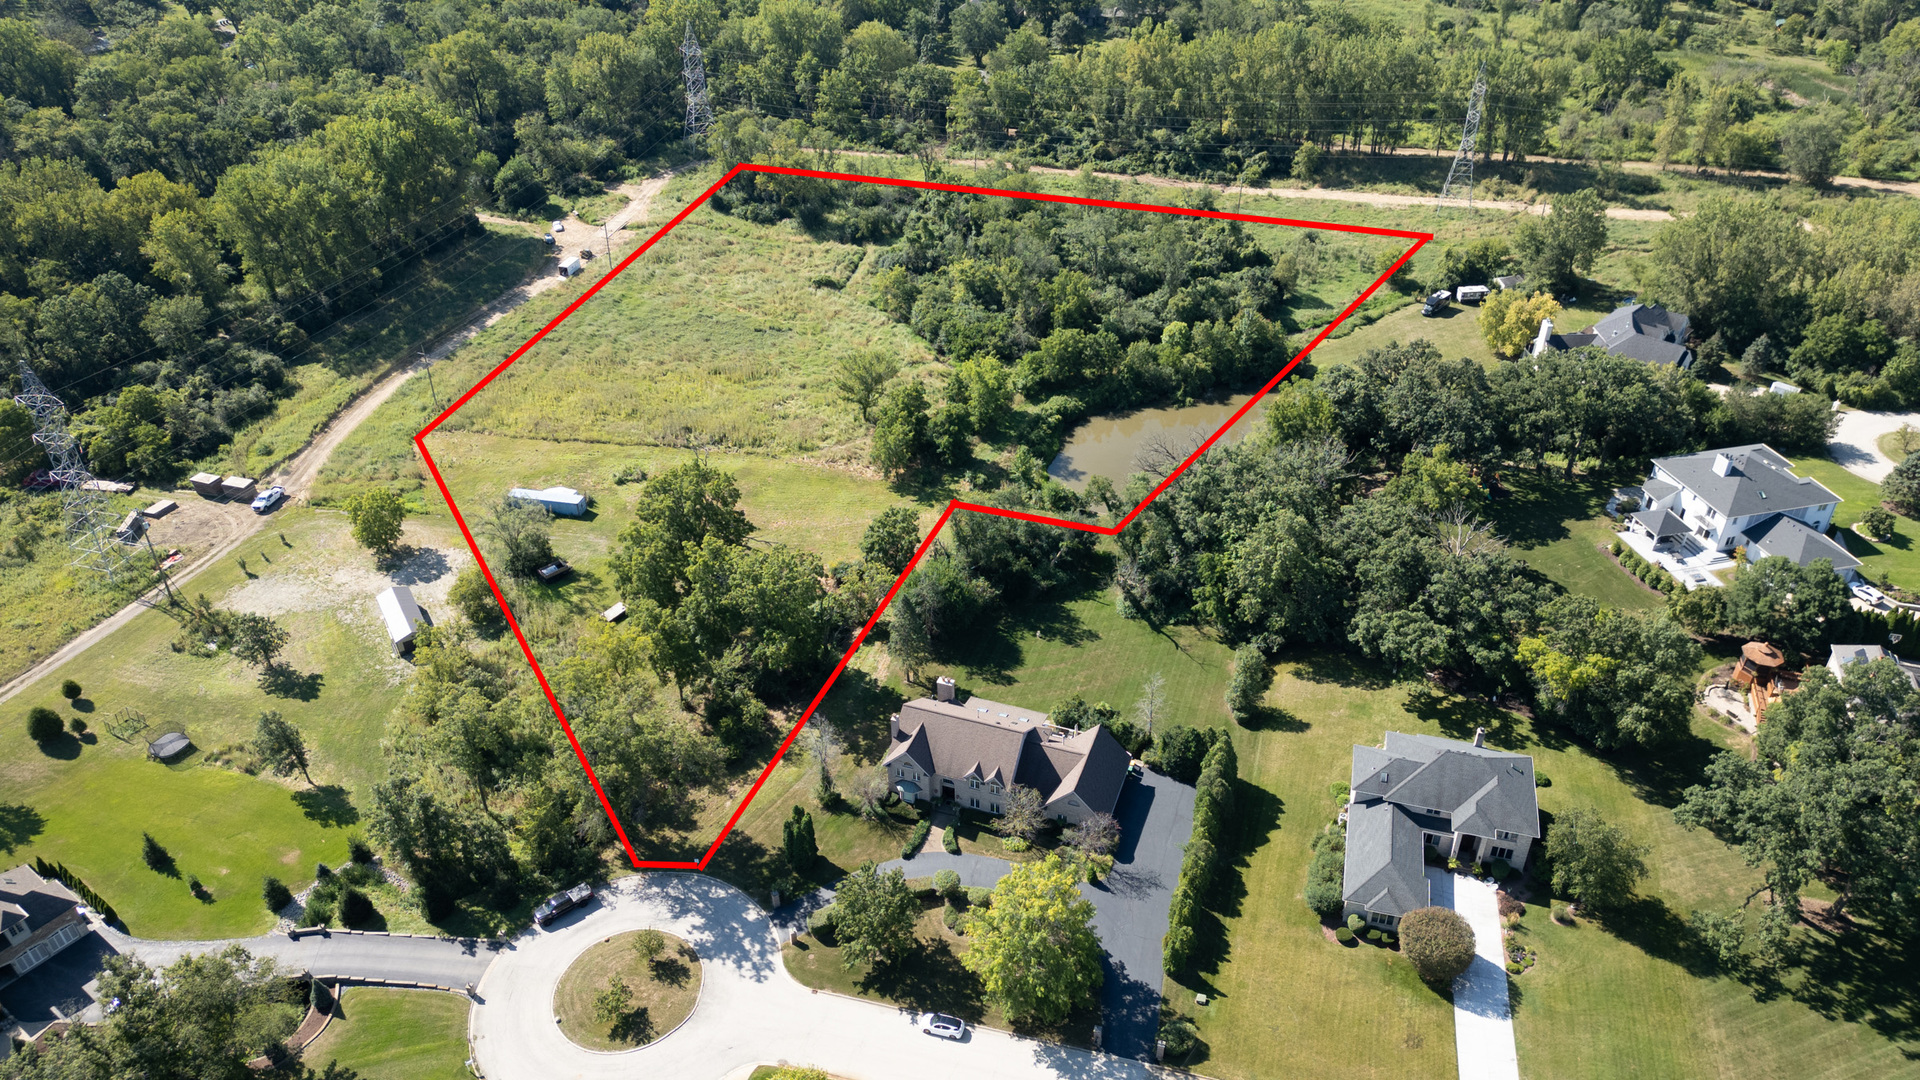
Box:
left=558, top=255, right=582, bottom=278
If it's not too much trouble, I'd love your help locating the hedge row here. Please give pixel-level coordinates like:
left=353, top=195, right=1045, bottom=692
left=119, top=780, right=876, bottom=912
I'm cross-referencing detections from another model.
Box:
left=1611, top=541, right=1683, bottom=596
left=1163, top=731, right=1237, bottom=975
left=902, top=819, right=931, bottom=859
left=32, top=857, right=119, bottom=926
left=1303, top=823, right=1346, bottom=919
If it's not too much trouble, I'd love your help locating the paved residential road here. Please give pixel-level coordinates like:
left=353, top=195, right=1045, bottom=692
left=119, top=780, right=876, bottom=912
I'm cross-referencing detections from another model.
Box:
left=100, top=922, right=503, bottom=988
left=472, top=873, right=1176, bottom=1080
left=1428, top=869, right=1520, bottom=1080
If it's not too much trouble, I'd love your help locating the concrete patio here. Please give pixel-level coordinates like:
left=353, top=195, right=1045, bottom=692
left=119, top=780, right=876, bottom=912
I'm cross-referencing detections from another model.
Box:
left=1614, top=528, right=1732, bottom=591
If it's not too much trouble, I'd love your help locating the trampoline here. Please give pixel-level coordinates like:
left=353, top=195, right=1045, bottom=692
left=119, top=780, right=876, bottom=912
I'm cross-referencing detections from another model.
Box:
left=147, top=731, right=191, bottom=760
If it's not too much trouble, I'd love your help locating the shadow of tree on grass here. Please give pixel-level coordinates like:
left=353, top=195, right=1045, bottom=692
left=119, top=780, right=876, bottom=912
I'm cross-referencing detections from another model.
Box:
left=292, top=785, right=360, bottom=827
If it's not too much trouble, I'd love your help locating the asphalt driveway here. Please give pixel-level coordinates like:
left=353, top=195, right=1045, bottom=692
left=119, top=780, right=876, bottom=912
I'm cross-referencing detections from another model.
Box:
left=1081, top=768, right=1195, bottom=1060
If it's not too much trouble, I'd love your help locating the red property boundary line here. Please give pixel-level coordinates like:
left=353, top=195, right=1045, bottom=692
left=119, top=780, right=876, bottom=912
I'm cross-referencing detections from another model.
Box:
left=413, top=163, right=1432, bottom=870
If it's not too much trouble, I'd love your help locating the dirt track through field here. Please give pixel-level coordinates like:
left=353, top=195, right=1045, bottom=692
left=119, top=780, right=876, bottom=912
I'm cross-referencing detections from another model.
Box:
left=0, top=171, right=679, bottom=707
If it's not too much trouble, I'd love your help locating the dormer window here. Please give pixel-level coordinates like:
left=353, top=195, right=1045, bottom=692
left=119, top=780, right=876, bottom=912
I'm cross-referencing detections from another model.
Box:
left=1496, top=830, right=1518, bottom=841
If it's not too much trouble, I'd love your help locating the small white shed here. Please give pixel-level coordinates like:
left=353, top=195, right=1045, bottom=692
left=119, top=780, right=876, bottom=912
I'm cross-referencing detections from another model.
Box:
left=558, top=255, right=582, bottom=278
left=508, top=486, right=588, bottom=517
left=375, top=586, right=425, bottom=657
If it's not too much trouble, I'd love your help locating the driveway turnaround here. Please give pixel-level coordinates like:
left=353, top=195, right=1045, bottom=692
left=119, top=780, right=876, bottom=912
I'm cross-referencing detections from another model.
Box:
left=1427, top=869, right=1520, bottom=1080
left=878, top=851, right=1014, bottom=888
left=1081, top=769, right=1195, bottom=1060
left=101, top=922, right=503, bottom=987
left=470, top=872, right=1168, bottom=1080
left=1830, top=409, right=1920, bottom=483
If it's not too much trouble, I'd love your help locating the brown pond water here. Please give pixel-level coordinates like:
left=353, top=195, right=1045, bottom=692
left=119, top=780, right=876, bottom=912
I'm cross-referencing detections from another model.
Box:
left=1046, top=393, right=1266, bottom=490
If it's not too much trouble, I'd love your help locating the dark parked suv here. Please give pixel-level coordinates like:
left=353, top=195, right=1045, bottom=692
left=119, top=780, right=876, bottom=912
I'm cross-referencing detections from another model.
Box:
left=534, top=883, right=594, bottom=927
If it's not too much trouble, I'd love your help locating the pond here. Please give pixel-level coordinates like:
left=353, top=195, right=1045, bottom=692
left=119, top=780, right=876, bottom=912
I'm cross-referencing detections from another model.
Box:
left=1046, top=393, right=1266, bottom=490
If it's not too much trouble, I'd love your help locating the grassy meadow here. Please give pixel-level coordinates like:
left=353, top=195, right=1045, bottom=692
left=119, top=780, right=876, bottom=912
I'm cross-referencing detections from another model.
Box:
left=0, top=508, right=470, bottom=937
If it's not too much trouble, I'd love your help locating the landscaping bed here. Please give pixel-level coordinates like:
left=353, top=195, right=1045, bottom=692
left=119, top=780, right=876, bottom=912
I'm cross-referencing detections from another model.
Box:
left=554, top=930, right=703, bottom=1051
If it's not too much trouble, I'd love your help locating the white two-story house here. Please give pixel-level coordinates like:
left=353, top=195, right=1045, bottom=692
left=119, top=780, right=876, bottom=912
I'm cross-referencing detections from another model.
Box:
left=1629, top=444, right=1857, bottom=574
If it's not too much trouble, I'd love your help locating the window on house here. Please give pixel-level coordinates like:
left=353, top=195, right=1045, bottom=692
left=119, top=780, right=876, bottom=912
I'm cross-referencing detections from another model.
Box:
left=1490, top=846, right=1514, bottom=861
left=990, top=804, right=999, bottom=813
left=1370, top=912, right=1394, bottom=925
left=970, top=797, right=979, bottom=808
left=1496, top=830, right=1517, bottom=841
left=970, top=779, right=980, bottom=789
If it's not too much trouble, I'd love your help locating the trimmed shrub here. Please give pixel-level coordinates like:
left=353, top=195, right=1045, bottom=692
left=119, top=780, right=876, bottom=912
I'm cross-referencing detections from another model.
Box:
left=1334, top=926, right=1355, bottom=944
left=262, top=877, right=294, bottom=913
left=1165, top=732, right=1238, bottom=974
left=1506, top=961, right=1524, bottom=975
left=1366, top=928, right=1384, bottom=943
left=1002, top=837, right=1029, bottom=852
left=60, top=680, right=81, bottom=700
left=1497, top=893, right=1526, bottom=919
left=943, top=903, right=966, bottom=933
left=1609, top=539, right=1623, bottom=556
left=304, top=897, right=335, bottom=927
left=964, top=886, right=992, bottom=908
left=1305, top=825, right=1346, bottom=919
left=1535, top=773, right=1552, bottom=788
left=26, top=706, right=62, bottom=743
left=1382, top=932, right=1397, bottom=948
left=902, top=819, right=931, bottom=858
left=933, top=869, right=961, bottom=898
left=1401, top=906, right=1477, bottom=984
left=1490, top=858, right=1514, bottom=881
left=1346, top=913, right=1365, bottom=933
left=1159, top=1015, right=1199, bottom=1057
left=808, top=903, right=838, bottom=938
left=338, top=886, right=375, bottom=926
left=941, top=826, right=961, bottom=855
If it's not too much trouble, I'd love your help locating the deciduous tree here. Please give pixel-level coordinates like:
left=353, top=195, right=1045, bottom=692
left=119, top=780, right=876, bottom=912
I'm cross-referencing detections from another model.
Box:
left=831, top=862, right=918, bottom=968
left=1546, top=806, right=1649, bottom=911
left=964, top=854, right=1104, bottom=1024
left=253, top=711, right=314, bottom=787
left=343, top=488, right=407, bottom=557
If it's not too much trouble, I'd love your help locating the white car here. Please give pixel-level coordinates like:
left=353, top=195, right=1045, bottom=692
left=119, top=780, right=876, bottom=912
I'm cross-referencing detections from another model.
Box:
left=917, top=1012, right=965, bottom=1040
left=250, top=485, right=286, bottom=513
left=1852, top=582, right=1889, bottom=607
left=551, top=220, right=565, bottom=233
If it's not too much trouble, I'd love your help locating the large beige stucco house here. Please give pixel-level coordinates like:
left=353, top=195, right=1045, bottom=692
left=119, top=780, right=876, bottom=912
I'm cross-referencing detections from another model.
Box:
left=884, top=678, right=1131, bottom=826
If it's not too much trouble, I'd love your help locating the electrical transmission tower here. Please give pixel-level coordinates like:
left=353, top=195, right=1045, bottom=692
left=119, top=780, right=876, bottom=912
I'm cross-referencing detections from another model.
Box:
left=1439, top=61, right=1489, bottom=208
left=680, top=23, right=715, bottom=138
left=13, top=362, right=135, bottom=579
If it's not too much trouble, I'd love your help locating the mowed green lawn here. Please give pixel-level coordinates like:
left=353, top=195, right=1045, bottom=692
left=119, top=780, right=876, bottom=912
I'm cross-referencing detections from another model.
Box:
left=0, top=508, right=456, bottom=937
left=1491, top=465, right=1666, bottom=612
left=824, top=579, right=1920, bottom=1078
left=1788, top=455, right=1920, bottom=593
left=303, top=988, right=471, bottom=1080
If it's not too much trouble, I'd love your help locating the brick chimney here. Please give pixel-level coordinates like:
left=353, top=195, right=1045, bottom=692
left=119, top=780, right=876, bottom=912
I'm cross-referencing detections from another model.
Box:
left=936, top=676, right=956, bottom=702
left=1473, top=727, right=1486, bottom=748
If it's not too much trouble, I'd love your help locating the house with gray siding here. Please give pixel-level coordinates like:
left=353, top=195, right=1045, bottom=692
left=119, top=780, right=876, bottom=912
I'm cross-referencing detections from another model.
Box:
left=1342, top=730, right=1541, bottom=928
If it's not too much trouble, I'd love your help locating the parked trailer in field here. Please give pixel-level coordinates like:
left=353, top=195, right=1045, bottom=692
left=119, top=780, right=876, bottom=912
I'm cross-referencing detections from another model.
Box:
left=508, top=486, right=588, bottom=517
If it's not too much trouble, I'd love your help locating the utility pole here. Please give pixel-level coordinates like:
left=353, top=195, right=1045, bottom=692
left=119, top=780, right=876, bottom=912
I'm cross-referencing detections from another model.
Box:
left=680, top=23, right=715, bottom=139
left=421, top=351, right=440, bottom=413
left=142, top=529, right=175, bottom=604
left=1439, top=60, right=1489, bottom=209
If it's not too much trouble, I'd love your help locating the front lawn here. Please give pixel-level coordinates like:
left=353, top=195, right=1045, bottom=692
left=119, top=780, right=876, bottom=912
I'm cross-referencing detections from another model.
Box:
left=1786, top=455, right=1920, bottom=593
left=302, top=988, right=470, bottom=1080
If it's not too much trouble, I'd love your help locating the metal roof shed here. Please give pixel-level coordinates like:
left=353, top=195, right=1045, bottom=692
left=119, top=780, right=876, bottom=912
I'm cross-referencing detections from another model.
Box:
left=375, top=586, right=425, bottom=657
left=508, top=486, right=588, bottom=517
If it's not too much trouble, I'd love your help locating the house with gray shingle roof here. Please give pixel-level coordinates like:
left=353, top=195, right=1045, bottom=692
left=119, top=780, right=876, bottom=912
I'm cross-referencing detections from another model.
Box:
left=1343, top=731, right=1540, bottom=928
left=883, top=683, right=1130, bottom=826
left=1529, top=302, right=1693, bottom=368
left=1628, top=444, right=1855, bottom=574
